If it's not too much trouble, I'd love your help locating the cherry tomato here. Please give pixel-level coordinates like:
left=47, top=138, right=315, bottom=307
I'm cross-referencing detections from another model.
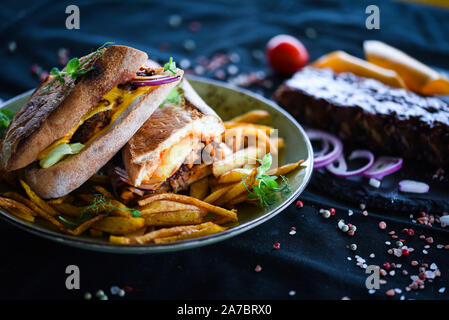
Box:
left=266, top=34, right=309, bottom=75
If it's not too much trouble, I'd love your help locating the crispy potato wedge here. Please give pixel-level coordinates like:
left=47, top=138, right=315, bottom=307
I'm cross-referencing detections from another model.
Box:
left=266, top=160, right=304, bottom=176
left=218, top=168, right=255, bottom=184
left=154, top=222, right=226, bottom=244
left=89, top=229, right=104, bottom=237
left=189, top=177, right=209, bottom=200
left=224, top=127, right=275, bottom=155
left=19, top=179, right=60, bottom=216
left=203, top=184, right=236, bottom=204
left=143, top=210, right=204, bottom=226
left=138, top=193, right=238, bottom=222
left=93, top=185, right=114, bottom=199
left=229, top=110, right=270, bottom=123
left=215, top=173, right=255, bottom=206
left=91, top=216, right=145, bottom=235
left=226, top=192, right=249, bottom=207
left=213, top=146, right=265, bottom=177
left=68, top=215, right=105, bottom=236
left=224, top=122, right=275, bottom=135
left=139, top=200, right=200, bottom=215
left=2, top=192, right=66, bottom=232
left=5, top=208, right=35, bottom=223
left=1, top=193, right=38, bottom=216
left=51, top=203, right=85, bottom=217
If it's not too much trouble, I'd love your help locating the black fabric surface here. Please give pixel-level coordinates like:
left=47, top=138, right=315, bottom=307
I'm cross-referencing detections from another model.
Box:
left=0, top=0, right=449, bottom=300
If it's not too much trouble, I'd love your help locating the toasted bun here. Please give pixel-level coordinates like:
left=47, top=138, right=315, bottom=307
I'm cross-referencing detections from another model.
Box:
left=23, top=75, right=183, bottom=199
left=3, top=45, right=147, bottom=171
left=124, top=80, right=224, bottom=186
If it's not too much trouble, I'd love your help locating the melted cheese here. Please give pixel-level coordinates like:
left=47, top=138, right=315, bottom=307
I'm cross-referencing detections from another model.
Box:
left=38, top=85, right=155, bottom=161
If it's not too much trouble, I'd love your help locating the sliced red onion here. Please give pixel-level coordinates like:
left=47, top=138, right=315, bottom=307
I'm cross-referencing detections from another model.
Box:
left=326, top=149, right=375, bottom=178
left=364, top=157, right=403, bottom=180
left=114, top=167, right=157, bottom=191
left=306, top=129, right=343, bottom=169
left=314, top=139, right=330, bottom=157
left=398, top=180, right=430, bottom=193
left=130, top=75, right=180, bottom=87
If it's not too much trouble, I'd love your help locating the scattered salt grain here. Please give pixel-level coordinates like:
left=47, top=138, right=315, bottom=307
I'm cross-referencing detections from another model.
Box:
left=423, top=249, right=428, bottom=255
left=385, top=241, right=391, bottom=245
left=369, top=253, right=375, bottom=258
left=348, top=210, right=353, bottom=216
left=368, top=289, right=376, bottom=294
left=439, top=287, right=446, bottom=294
left=289, top=290, right=296, bottom=296
left=110, top=286, right=120, bottom=295
left=289, top=230, right=296, bottom=235
left=369, top=178, right=381, bottom=188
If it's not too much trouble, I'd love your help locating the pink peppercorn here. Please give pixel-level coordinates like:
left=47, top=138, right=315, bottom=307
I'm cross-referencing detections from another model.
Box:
left=383, top=262, right=391, bottom=270
left=330, top=208, right=336, bottom=216
left=273, top=243, right=280, bottom=250
left=407, top=229, right=414, bottom=236
left=402, top=249, right=409, bottom=256
left=296, top=200, right=303, bottom=208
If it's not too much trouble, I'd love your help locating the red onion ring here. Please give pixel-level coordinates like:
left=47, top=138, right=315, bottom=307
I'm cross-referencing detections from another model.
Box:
left=306, top=129, right=343, bottom=169
left=326, top=149, right=375, bottom=177
left=398, top=180, right=430, bottom=193
left=114, top=167, right=158, bottom=191
left=130, top=75, right=180, bottom=87
left=363, top=156, right=403, bottom=180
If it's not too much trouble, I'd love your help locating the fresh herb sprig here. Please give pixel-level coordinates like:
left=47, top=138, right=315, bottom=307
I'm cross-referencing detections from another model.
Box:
left=244, top=153, right=291, bottom=207
left=163, top=57, right=178, bottom=76
left=45, top=42, right=114, bottom=91
left=58, top=194, right=141, bottom=227
left=0, top=108, right=15, bottom=130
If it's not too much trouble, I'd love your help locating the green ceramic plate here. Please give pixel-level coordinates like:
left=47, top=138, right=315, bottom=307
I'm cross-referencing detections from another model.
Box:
left=0, top=76, right=313, bottom=253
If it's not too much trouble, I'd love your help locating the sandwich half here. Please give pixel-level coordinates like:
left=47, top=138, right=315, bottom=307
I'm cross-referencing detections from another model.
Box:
left=2, top=44, right=183, bottom=198
left=119, top=80, right=226, bottom=195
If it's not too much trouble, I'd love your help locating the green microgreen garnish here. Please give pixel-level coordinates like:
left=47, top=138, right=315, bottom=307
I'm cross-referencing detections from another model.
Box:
left=58, top=194, right=141, bottom=227
left=163, top=57, right=178, bottom=76
left=0, top=108, right=15, bottom=130
left=45, top=42, right=114, bottom=91
left=243, top=153, right=291, bottom=207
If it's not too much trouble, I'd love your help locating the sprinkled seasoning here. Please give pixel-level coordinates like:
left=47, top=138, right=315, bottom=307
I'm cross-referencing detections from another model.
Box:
left=254, top=265, right=262, bottom=272
left=84, top=292, right=92, bottom=300
left=350, top=244, right=357, bottom=251
left=273, top=242, right=280, bottom=250
left=379, top=221, right=387, bottom=229
left=296, top=200, right=304, bottom=208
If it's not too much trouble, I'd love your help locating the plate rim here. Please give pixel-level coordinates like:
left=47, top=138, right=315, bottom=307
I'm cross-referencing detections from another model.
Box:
left=0, top=76, right=314, bottom=254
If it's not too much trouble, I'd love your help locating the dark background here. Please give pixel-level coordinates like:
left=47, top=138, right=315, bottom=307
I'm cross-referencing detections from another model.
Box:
left=0, top=0, right=449, bottom=300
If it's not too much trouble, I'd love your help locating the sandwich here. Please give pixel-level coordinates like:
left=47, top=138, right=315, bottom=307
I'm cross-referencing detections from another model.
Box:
left=115, top=79, right=227, bottom=198
left=1, top=44, right=183, bottom=198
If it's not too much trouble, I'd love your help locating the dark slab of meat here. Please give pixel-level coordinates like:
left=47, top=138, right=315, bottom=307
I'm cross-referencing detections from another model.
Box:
left=71, top=110, right=112, bottom=144
left=273, top=67, right=449, bottom=167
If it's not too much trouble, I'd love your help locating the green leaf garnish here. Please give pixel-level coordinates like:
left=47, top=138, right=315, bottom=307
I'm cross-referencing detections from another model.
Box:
left=45, top=42, right=115, bottom=91
left=0, top=108, right=15, bottom=130
left=163, top=57, right=178, bottom=76
left=243, top=153, right=291, bottom=207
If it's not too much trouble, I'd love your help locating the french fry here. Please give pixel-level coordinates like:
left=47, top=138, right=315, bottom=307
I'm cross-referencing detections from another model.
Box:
left=139, top=200, right=200, bottom=215
left=111, top=224, right=201, bottom=245
left=19, top=179, right=61, bottom=216
left=226, top=193, right=249, bottom=207
left=218, top=168, right=255, bottom=184
left=47, top=195, right=73, bottom=205
left=154, top=222, right=226, bottom=244
left=224, top=127, right=275, bottom=155
left=51, top=203, right=85, bottom=217
left=123, top=227, right=147, bottom=238
left=1, top=193, right=67, bottom=233
left=212, top=146, right=265, bottom=177
left=224, top=122, right=275, bottom=135
left=67, top=215, right=105, bottom=236
left=229, top=110, right=270, bottom=123
left=203, top=184, right=235, bottom=204
left=143, top=210, right=204, bottom=226
left=93, top=185, right=114, bottom=199
left=5, top=208, right=35, bottom=223
left=138, top=193, right=238, bottom=222
left=266, top=160, right=304, bottom=176
left=1, top=193, right=38, bottom=216
left=91, top=216, right=145, bottom=235
left=189, top=177, right=209, bottom=200
left=215, top=173, right=255, bottom=206
left=271, top=137, right=284, bottom=149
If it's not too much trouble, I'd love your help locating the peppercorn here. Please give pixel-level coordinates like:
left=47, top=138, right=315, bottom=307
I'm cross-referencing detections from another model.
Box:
left=296, top=200, right=303, bottom=208
left=408, top=229, right=415, bottom=236
left=350, top=244, right=357, bottom=251
left=341, top=225, right=349, bottom=232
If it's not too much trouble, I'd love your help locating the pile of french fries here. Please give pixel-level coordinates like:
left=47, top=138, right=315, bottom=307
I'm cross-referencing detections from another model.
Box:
left=0, top=110, right=304, bottom=245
